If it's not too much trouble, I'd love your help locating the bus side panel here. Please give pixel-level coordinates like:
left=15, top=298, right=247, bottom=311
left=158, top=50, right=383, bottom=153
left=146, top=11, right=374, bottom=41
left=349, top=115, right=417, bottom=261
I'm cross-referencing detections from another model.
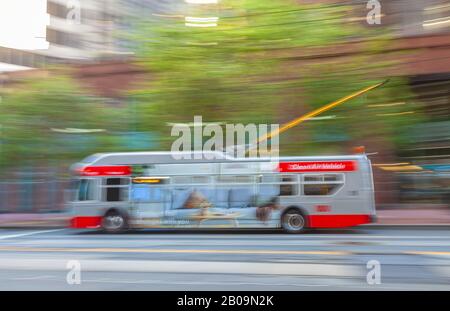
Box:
left=279, top=158, right=375, bottom=228
left=69, top=202, right=106, bottom=229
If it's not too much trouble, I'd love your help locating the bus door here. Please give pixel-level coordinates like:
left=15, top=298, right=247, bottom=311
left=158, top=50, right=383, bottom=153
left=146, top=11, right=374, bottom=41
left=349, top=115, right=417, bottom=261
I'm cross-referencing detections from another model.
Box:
left=70, top=177, right=102, bottom=214
left=130, top=177, right=170, bottom=227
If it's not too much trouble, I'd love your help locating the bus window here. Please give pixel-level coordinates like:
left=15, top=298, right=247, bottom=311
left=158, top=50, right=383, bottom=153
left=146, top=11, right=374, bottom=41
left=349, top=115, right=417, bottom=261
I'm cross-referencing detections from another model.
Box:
left=279, top=175, right=298, bottom=196
left=78, top=179, right=96, bottom=201
left=172, top=176, right=192, bottom=184
left=259, top=175, right=298, bottom=197
left=229, top=187, right=255, bottom=208
left=216, top=175, right=256, bottom=208
left=192, top=176, right=210, bottom=184
left=172, top=176, right=210, bottom=185
left=215, top=188, right=229, bottom=209
left=172, top=186, right=216, bottom=209
left=131, top=184, right=164, bottom=202
left=172, top=187, right=192, bottom=209
left=217, top=175, right=254, bottom=184
left=303, top=174, right=344, bottom=196
left=103, top=178, right=129, bottom=202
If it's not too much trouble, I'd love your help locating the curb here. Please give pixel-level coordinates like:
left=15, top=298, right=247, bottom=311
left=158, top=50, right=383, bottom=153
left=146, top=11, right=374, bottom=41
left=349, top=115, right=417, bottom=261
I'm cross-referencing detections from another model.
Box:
left=1, top=224, right=450, bottom=230
left=362, top=224, right=450, bottom=229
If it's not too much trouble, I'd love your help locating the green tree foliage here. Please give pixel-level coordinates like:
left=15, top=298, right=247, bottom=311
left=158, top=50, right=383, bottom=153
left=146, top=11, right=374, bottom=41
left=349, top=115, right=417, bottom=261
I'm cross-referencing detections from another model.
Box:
left=0, top=74, right=122, bottom=169
left=0, top=0, right=423, bottom=171
left=129, top=0, right=421, bottom=155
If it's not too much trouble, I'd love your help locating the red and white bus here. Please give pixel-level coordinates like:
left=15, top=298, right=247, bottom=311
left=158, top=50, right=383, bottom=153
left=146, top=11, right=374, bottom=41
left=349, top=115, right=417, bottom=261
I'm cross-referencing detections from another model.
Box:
left=67, top=151, right=376, bottom=233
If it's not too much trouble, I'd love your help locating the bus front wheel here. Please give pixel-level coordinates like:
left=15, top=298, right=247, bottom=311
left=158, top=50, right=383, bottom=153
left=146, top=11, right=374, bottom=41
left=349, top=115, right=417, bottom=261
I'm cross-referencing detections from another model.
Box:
left=281, top=209, right=307, bottom=234
left=102, top=210, right=127, bottom=233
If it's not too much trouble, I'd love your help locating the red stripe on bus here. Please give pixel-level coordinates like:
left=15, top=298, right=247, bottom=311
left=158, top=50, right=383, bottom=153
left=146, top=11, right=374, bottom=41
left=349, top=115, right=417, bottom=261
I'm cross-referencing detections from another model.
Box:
left=70, top=216, right=102, bottom=229
left=78, top=166, right=131, bottom=176
left=307, top=214, right=372, bottom=228
left=278, top=161, right=357, bottom=172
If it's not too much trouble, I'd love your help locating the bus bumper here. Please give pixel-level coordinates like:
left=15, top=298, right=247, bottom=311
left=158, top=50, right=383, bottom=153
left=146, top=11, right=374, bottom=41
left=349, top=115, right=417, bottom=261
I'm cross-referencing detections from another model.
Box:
left=70, top=216, right=102, bottom=229
left=307, top=214, right=373, bottom=228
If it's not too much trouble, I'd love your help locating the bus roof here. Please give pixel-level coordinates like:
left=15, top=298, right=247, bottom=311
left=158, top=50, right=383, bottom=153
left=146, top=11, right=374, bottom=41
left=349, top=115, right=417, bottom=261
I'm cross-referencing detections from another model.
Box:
left=76, top=151, right=368, bottom=166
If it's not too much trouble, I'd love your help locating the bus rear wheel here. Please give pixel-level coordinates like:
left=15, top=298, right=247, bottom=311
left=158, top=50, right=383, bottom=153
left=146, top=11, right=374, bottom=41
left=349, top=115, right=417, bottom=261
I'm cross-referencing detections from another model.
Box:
left=281, top=209, right=307, bottom=234
left=102, top=210, right=127, bottom=233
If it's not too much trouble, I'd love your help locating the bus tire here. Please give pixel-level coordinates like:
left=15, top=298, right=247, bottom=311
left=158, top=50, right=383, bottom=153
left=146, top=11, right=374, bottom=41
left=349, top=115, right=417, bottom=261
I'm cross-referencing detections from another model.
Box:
left=281, top=208, right=307, bottom=234
left=101, top=209, right=128, bottom=233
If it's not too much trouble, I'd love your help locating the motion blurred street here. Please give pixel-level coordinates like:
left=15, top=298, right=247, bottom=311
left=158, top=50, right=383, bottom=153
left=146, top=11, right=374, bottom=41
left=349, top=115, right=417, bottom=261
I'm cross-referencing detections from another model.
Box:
left=0, top=227, right=450, bottom=290
left=1, top=0, right=450, bottom=292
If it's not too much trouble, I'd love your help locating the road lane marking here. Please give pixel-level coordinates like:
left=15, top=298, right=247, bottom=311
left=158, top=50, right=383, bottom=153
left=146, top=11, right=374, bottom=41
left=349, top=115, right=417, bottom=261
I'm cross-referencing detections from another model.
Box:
left=11, top=275, right=54, bottom=281
left=0, top=246, right=348, bottom=256
left=0, top=229, right=65, bottom=240
left=82, top=278, right=329, bottom=287
left=64, top=233, right=450, bottom=240
left=5, top=274, right=330, bottom=288
left=405, top=251, right=450, bottom=256
left=2, top=246, right=450, bottom=257
left=0, top=258, right=362, bottom=277
left=14, top=239, right=450, bottom=248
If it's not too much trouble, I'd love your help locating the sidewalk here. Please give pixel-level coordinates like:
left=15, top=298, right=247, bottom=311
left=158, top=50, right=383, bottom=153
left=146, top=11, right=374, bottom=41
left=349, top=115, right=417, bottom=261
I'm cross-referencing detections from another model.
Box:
left=1, top=205, right=450, bottom=228
left=0, top=213, right=69, bottom=228
left=373, top=204, right=450, bottom=225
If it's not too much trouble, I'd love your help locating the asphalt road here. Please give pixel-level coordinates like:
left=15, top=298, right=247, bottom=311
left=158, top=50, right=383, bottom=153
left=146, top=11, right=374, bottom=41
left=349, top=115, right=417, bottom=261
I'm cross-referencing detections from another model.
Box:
left=0, top=227, right=449, bottom=290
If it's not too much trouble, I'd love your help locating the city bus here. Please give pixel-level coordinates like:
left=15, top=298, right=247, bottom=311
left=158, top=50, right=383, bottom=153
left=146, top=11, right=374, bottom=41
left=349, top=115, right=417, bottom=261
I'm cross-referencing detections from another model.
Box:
left=67, top=151, right=376, bottom=233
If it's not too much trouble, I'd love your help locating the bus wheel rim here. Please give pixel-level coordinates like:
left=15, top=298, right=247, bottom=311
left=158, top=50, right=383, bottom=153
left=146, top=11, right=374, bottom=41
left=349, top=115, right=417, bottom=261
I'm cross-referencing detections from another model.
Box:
left=286, top=214, right=304, bottom=230
left=105, top=215, right=124, bottom=229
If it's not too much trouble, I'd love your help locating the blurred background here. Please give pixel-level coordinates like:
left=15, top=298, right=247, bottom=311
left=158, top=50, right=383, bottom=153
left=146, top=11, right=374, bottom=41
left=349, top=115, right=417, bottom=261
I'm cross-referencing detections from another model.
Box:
left=0, top=0, right=449, bottom=224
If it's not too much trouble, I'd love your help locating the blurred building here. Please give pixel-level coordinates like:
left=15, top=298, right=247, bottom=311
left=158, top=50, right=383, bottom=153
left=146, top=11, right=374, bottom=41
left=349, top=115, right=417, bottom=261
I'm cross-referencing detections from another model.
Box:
left=1, top=0, right=450, bottom=211
left=44, top=0, right=186, bottom=61
left=349, top=0, right=450, bottom=203
left=0, top=0, right=170, bottom=212
left=45, top=0, right=130, bottom=61
left=1, top=0, right=180, bottom=69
